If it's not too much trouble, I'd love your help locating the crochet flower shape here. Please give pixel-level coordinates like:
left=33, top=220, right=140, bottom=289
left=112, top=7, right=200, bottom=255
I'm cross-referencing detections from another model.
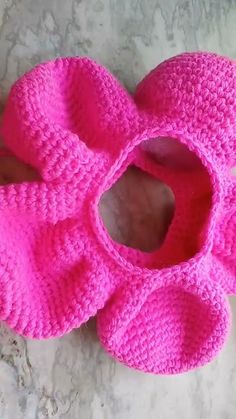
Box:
left=0, top=52, right=235, bottom=374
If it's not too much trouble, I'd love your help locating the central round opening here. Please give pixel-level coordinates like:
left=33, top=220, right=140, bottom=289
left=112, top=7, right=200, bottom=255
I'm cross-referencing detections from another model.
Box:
left=98, top=137, right=213, bottom=269
left=99, top=166, right=175, bottom=252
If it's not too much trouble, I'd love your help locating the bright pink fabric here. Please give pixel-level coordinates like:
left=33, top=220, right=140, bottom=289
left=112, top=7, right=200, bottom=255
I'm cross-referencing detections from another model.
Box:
left=0, top=52, right=235, bottom=374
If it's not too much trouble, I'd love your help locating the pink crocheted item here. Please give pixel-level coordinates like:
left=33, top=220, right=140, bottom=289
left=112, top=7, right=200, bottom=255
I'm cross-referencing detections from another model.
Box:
left=0, top=52, right=235, bottom=374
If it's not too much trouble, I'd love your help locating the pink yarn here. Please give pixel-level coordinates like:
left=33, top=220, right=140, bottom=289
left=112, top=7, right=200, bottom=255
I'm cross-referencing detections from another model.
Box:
left=0, top=52, right=235, bottom=374
left=0, top=148, right=12, bottom=157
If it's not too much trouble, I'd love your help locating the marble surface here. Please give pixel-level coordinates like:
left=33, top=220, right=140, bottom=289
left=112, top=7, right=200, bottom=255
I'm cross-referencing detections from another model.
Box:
left=0, top=0, right=236, bottom=418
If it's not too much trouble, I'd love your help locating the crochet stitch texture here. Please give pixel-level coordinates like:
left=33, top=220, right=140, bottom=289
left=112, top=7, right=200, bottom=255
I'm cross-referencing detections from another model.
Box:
left=0, top=52, right=235, bottom=374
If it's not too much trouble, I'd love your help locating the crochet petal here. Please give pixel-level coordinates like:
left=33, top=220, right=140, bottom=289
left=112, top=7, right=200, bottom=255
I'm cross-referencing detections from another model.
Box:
left=135, top=52, right=236, bottom=167
left=212, top=179, right=236, bottom=294
left=97, top=271, right=230, bottom=374
left=0, top=182, right=111, bottom=337
left=2, top=57, right=138, bottom=182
